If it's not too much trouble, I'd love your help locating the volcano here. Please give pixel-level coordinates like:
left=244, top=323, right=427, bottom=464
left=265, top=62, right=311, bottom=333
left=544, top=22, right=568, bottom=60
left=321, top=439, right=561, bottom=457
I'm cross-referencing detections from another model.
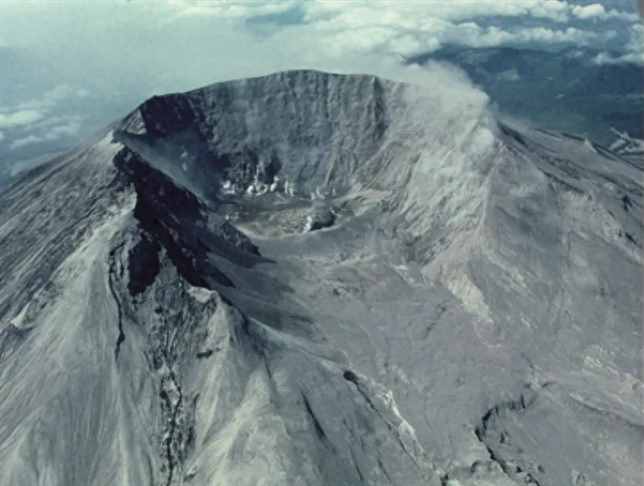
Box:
left=0, top=70, right=641, bottom=486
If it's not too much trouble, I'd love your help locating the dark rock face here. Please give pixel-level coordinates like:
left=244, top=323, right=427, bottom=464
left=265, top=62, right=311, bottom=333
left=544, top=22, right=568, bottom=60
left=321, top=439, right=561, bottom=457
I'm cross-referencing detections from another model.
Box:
left=0, top=70, right=641, bottom=486
left=307, top=207, right=335, bottom=232
left=114, top=147, right=260, bottom=290
left=139, top=94, right=197, bottom=137
left=127, top=233, right=161, bottom=296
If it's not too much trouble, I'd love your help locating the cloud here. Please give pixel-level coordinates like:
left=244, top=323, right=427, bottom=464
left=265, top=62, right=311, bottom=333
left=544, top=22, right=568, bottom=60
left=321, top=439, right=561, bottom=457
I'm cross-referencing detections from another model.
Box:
left=512, top=26, right=613, bottom=44
left=7, top=117, right=82, bottom=150
left=272, top=12, right=611, bottom=60
left=440, top=24, right=600, bottom=50
left=213, top=0, right=638, bottom=26
left=0, top=110, right=44, bottom=129
left=299, top=1, right=574, bottom=24
left=573, top=4, right=608, bottom=19
left=0, top=131, right=4, bottom=142
left=9, top=135, right=42, bottom=150
left=0, top=85, right=87, bottom=144
left=18, top=84, right=83, bottom=110
left=594, top=51, right=644, bottom=64
left=46, top=120, right=81, bottom=138
left=166, top=0, right=297, bottom=19
left=160, top=0, right=639, bottom=25
left=0, top=85, right=88, bottom=153
left=593, top=23, right=644, bottom=64
left=572, top=3, right=639, bottom=21
left=194, top=1, right=622, bottom=62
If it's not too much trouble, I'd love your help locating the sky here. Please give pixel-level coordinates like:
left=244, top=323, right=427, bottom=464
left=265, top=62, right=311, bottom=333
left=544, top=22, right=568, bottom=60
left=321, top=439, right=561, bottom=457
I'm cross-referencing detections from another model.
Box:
left=1, top=0, right=641, bottom=87
left=0, top=0, right=641, bottom=165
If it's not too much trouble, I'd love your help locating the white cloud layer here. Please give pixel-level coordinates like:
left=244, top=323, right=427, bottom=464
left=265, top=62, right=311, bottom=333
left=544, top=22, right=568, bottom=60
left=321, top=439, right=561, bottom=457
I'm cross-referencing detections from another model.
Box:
left=166, top=0, right=637, bottom=24
left=8, top=119, right=82, bottom=150
left=0, top=110, right=44, bottom=129
left=573, top=4, right=609, bottom=18
left=151, top=1, right=634, bottom=62
left=9, top=135, right=43, bottom=150
left=166, top=0, right=298, bottom=20
left=232, top=7, right=618, bottom=61
left=593, top=23, right=644, bottom=64
left=572, top=3, right=639, bottom=21
left=301, top=0, right=574, bottom=23
left=18, top=85, right=81, bottom=110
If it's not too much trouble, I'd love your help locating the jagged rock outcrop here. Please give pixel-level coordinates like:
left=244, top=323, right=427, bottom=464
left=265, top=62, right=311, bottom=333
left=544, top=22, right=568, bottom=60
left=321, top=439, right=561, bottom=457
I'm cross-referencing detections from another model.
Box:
left=0, top=70, right=641, bottom=486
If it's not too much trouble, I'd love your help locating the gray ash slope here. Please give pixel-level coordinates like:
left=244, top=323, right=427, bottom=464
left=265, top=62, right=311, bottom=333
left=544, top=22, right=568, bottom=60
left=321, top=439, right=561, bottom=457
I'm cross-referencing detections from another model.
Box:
left=0, top=70, right=642, bottom=486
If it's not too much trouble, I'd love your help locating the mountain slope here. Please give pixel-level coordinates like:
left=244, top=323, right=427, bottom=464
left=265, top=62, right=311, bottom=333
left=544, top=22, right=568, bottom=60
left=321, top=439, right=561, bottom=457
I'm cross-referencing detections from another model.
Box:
left=0, top=70, right=642, bottom=486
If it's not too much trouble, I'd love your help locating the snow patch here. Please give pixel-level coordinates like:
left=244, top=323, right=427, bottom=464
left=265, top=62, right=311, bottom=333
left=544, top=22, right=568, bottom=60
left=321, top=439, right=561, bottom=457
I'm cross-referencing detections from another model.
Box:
left=188, top=286, right=217, bottom=304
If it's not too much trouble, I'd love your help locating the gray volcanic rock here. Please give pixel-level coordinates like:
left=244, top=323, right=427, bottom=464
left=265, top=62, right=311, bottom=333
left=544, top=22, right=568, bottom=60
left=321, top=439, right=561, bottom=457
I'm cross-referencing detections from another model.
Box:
left=306, top=205, right=336, bottom=232
left=0, top=70, right=642, bottom=486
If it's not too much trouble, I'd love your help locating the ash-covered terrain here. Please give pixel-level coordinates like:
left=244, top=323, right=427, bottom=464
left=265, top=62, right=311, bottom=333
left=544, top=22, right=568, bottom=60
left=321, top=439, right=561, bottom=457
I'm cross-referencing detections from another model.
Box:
left=0, top=70, right=642, bottom=486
